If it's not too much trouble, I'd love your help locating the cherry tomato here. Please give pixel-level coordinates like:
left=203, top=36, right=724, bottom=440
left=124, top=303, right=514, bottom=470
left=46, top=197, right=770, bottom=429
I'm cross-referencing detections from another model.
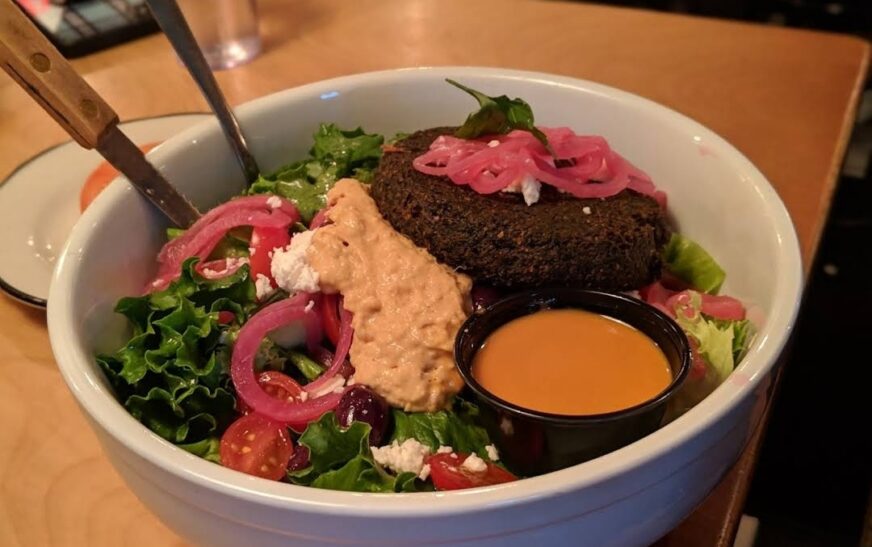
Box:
left=257, top=370, right=305, bottom=402
left=219, top=413, right=294, bottom=480
left=321, top=293, right=341, bottom=346
left=687, top=338, right=708, bottom=381
left=80, top=143, right=159, bottom=211
left=217, top=311, right=235, bottom=324
left=236, top=371, right=305, bottom=415
left=426, top=452, right=517, bottom=491
left=249, top=225, right=291, bottom=289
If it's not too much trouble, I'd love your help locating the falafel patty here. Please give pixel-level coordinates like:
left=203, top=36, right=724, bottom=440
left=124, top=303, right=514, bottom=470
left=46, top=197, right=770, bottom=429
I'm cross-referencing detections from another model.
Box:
left=371, top=128, right=669, bottom=291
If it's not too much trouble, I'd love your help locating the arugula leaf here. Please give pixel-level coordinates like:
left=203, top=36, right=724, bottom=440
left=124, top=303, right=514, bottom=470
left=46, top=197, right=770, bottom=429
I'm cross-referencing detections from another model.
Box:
left=247, top=123, right=384, bottom=222
left=289, top=412, right=431, bottom=492
left=662, top=233, right=726, bottom=294
left=390, top=399, right=492, bottom=459
left=447, top=79, right=549, bottom=149
left=97, top=258, right=257, bottom=445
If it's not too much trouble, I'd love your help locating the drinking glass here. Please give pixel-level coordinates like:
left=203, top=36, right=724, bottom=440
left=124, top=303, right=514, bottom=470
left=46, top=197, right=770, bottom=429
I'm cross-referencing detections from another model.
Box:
left=177, top=0, right=261, bottom=70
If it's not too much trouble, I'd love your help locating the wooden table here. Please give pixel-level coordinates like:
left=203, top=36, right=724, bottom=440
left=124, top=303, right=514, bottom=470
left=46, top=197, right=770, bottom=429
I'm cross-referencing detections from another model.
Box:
left=0, top=1, right=867, bottom=545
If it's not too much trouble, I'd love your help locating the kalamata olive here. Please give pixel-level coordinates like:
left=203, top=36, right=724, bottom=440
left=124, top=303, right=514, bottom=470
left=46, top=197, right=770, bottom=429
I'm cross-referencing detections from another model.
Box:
left=337, top=385, right=390, bottom=445
left=286, top=445, right=310, bottom=473
left=471, top=285, right=504, bottom=311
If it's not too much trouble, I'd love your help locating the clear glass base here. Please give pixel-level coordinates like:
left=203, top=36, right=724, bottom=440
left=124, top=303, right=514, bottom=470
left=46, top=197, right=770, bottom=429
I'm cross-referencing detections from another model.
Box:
left=202, top=35, right=262, bottom=70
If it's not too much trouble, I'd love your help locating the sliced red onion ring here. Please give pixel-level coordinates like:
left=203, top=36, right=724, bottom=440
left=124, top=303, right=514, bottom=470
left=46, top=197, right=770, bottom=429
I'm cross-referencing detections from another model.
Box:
left=196, top=257, right=249, bottom=280
left=309, top=207, right=331, bottom=229
left=231, top=293, right=343, bottom=424
left=641, top=282, right=746, bottom=321
left=148, top=195, right=299, bottom=292
left=699, top=293, right=746, bottom=321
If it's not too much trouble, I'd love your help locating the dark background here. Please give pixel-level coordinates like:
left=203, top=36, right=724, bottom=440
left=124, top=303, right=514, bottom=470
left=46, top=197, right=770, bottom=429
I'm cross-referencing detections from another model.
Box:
left=587, top=1, right=872, bottom=545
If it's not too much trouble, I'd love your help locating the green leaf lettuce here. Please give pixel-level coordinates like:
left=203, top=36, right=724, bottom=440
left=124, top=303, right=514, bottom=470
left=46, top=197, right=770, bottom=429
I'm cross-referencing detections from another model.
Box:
left=390, top=399, right=493, bottom=459
left=289, top=412, right=431, bottom=493
left=662, top=233, right=726, bottom=294
left=97, top=258, right=257, bottom=445
left=247, top=123, right=384, bottom=222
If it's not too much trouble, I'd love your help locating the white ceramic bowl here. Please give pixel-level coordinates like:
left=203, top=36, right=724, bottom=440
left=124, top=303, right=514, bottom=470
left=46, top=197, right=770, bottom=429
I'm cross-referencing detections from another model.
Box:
left=47, top=67, right=802, bottom=547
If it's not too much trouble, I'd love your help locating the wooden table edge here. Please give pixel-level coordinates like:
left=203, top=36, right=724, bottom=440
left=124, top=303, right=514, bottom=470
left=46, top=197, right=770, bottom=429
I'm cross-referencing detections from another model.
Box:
left=660, top=35, right=872, bottom=547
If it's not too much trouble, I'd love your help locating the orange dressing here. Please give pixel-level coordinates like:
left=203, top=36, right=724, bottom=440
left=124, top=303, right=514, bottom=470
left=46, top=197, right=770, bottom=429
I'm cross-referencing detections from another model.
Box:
left=471, top=309, right=672, bottom=415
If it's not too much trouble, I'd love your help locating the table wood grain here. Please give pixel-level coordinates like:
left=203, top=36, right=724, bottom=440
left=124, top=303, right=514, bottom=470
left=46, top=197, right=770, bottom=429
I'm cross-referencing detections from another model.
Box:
left=0, top=1, right=867, bottom=545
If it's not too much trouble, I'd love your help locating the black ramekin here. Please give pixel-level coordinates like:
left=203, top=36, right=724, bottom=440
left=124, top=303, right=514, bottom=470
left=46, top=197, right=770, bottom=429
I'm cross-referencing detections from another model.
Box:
left=454, top=288, right=691, bottom=476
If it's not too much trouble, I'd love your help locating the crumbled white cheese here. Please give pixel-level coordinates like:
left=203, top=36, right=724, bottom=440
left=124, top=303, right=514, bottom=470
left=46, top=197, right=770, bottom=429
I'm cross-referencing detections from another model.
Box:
left=299, top=390, right=308, bottom=402
left=461, top=453, right=488, bottom=473
left=582, top=206, right=592, bottom=215
left=487, top=139, right=500, bottom=148
left=501, top=174, right=541, bottom=206
left=371, top=439, right=432, bottom=480
left=304, top=299, right=315, bottom=313
left=309, top=375, right=346, bottom=399
left=485, top=444, right=500, bottom=461
left=436, top=446, right=454, bottom=454
left=203, top=257, right=248, bottom=278
left=521, top=177, right=541, bottom=206
left=255, top=274, right=275, bottom=300
left=271, top=230, right=320, bottom=293
left=419, top=464, right=431, bottom=481
left=266, top=195, right=283, bottom=209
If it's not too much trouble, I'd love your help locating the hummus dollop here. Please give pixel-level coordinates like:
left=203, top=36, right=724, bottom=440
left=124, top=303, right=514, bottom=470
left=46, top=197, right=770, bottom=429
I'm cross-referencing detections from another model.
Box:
left=308, top=179, right=472, bottom=411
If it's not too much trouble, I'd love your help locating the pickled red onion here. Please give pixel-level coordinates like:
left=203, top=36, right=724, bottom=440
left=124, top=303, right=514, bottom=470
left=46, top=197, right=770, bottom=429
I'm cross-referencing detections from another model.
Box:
left=310, top=207, right=330, bottom=229
left=231, top=292, right=343, bottom=424
left=412, top=128, right=661, bottom=201
left=699, top=294, right=746, bottom=321
left=196, top=257, right=248, bottom=280
left=148, top=195, right=299, bottom=291
left=640, top=282, right=746, bottom=321
left=304, top=303, right=353, bottom=394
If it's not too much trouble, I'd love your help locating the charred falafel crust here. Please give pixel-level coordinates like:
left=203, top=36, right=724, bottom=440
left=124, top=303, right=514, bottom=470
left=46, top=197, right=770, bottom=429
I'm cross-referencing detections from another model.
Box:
left=371, top=128, right=669, bottom=290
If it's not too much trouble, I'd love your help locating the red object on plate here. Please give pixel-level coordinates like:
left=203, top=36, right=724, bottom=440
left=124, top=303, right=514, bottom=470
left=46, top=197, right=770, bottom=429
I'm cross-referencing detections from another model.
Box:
left=79, top=142, right=159, bottom=211
left=249, top=226, right=291, bottom=292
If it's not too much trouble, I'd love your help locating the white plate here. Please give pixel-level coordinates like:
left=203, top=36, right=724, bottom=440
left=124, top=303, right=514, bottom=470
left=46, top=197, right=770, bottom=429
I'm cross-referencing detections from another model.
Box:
left=0, top=113, right=210, bottom=308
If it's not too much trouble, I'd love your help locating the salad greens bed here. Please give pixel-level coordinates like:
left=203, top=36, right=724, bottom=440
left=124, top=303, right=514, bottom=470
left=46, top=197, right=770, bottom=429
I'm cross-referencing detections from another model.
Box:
left=98, top=124, right=501, bottom=492
left=98, top=83, right=755, bottom=492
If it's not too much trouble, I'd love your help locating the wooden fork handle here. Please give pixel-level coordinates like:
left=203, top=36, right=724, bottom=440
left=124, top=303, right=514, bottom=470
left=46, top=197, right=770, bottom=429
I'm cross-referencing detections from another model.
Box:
left=0, top=0, right=118, bottom=148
